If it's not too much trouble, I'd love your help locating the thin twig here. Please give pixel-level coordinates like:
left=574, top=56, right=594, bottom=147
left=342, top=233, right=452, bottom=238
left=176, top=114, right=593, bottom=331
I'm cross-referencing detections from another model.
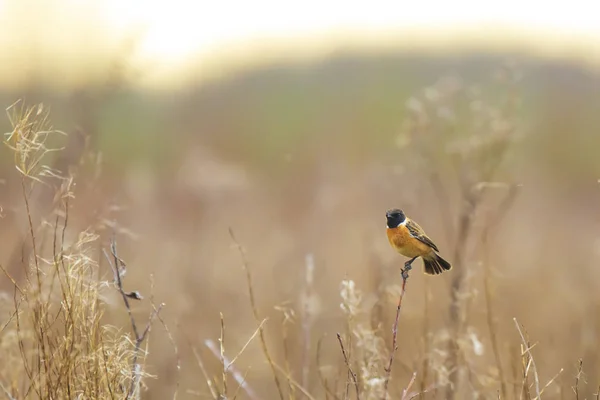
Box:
left=405, top=382, right=439, bottom=400
left=220, top=313, right=227, bottom=396
left=514, top=318, right=540, bottom=399
left=150, top=277, right=180, bottom=400
left=382, top=268, right=411, bottom=399
left=231, top=368, right=252, bottom=400
left=103, top=246, right=136, bottom=339
left=272, top=362, right=318, bottom=400
left=401, top=372, right=417, bottom=400
left=205, top=339, right=260, bottom=400
left=191, top=345, right=218, bottom=399
left=532, top=368, right=563, bottom=400
left=573, top=359, right=583, bottom=400
left=336, top=333, right=360, bottom=400
left=226, top=318, right=268, bottom=371
left=281, top=311, right=296, bottom=400
left=103, top=237, right=163, bottom=399
left=0, top=263, right=23, bottom=295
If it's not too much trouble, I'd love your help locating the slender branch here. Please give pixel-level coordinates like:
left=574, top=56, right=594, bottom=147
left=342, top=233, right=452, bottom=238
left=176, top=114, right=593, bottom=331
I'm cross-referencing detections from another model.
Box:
left=382, top=268, right=411, bottom=399
left=226, top=318, right=268, bottom=371
left=150, top=275, right=180, bottom=400
left=103, top=237, right=163, bottom=399
left=401, top=372, right=417, bottom=400
left=336, top=333, right=360, bottom=400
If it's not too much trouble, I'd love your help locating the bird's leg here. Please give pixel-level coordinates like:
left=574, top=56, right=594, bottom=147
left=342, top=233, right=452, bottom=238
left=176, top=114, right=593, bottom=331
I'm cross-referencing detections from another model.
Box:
left=401, top=256, right=418, bottom=280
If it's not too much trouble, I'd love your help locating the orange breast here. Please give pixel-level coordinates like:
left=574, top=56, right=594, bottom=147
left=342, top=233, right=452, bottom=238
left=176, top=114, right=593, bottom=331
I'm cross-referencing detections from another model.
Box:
left=387, top=226, right=433, bottom=258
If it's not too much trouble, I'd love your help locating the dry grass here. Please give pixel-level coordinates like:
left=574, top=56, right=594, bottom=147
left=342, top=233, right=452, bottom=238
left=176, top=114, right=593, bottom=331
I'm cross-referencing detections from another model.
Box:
left=1, top=63, right=599, bottom=400
left=0, top=102, right=160, bottom=399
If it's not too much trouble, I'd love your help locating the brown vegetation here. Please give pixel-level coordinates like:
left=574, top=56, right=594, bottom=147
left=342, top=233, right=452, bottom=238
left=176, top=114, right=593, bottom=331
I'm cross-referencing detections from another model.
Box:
left=1, top=56, right=600, bottom=399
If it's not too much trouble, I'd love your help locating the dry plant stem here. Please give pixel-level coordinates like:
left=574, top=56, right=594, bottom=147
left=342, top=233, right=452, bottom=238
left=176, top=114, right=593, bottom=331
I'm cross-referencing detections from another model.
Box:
left=151, top=284, right=181, bottom=400
left=231, top=368, right=252, bottom=400
left=514, top=318, right=540, bottom=399
left=510, top=344, right=521, bottom=399
left=272, top=362, right=318, bottom=400
left=220, top=313, right=228, bottom=396
left=21, top=177, right=51, bottom=388
left=0, top=263, right=23, bottom=296
left=339, top=277, right=354, bottom=400
left=183, top=327, right=220, bottom=399
left=191, top=345, right=219, bottom=399
left=21, top=179, right=40, bottom=279
left=48, top=178, right=72, bottom=305
left=382, top=267, right=411, bottom=400
left=573, top=359, right=583, bottom=400
left=205, top=339, right=259, bottom=400
left=398, top=371, right=439, bottom=400
left=406, top=384, right=438, bottom=400
left=104, top=238, right=163, bottom=399
left=227, top=318, right=268, bottom=371
left=536, top=368, right=563, bottom=399
left=282, top=319, right=296, bottom=400
left=336, top=333, right=360, bottom=400
left=228, top=228, right=285, bottom=400
left=402, top=372, right=418, bottom=400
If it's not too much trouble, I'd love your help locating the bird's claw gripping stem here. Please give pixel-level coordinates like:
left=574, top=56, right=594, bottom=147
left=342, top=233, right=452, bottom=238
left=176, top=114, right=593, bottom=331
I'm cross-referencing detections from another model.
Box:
left=401, top=257, right=416, bottom=280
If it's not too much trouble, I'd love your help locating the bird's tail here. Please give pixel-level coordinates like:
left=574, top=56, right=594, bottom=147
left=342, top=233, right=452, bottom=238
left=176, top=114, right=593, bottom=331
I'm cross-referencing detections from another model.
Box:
left=423, top=253, right=452, bottom=275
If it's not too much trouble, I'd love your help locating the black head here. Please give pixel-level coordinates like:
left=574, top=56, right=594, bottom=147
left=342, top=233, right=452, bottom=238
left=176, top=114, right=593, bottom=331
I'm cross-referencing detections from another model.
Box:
left=386, top=208, right=406, bottom=228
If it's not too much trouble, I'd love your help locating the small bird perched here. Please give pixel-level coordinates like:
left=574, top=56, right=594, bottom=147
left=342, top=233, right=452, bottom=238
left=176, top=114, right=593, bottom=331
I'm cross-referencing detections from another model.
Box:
left=386, top=208, right=451, bottom=277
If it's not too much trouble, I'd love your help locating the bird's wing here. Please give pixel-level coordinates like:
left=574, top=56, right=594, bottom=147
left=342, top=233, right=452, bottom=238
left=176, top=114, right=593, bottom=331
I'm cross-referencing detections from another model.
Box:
left=406, top=219, right=439, bottom=252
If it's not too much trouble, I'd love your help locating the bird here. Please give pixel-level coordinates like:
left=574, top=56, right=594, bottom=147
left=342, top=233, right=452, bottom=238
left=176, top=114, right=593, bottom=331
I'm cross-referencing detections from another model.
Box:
left=385, top=208, right=451, bottom=277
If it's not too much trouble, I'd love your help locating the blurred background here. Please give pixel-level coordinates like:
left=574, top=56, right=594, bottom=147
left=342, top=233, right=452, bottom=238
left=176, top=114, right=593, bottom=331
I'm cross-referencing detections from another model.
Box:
left=1, top=0, right=600, bottom=398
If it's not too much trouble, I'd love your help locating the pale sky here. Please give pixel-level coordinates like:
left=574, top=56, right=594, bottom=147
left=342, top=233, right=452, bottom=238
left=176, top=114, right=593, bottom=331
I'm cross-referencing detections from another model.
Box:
left=0, top=0, right=599, bottom=87
left=101, top=0, right=600, bottom=60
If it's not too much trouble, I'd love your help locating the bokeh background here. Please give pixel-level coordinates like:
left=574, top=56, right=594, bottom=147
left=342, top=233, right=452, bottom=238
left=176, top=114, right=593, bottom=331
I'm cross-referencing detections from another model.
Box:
left=1, top=0, right=600, bottom=398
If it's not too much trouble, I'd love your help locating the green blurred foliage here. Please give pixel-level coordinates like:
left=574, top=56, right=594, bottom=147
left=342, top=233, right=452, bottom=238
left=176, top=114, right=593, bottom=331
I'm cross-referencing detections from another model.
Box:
left=1, top=51, right=599, bottom=181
